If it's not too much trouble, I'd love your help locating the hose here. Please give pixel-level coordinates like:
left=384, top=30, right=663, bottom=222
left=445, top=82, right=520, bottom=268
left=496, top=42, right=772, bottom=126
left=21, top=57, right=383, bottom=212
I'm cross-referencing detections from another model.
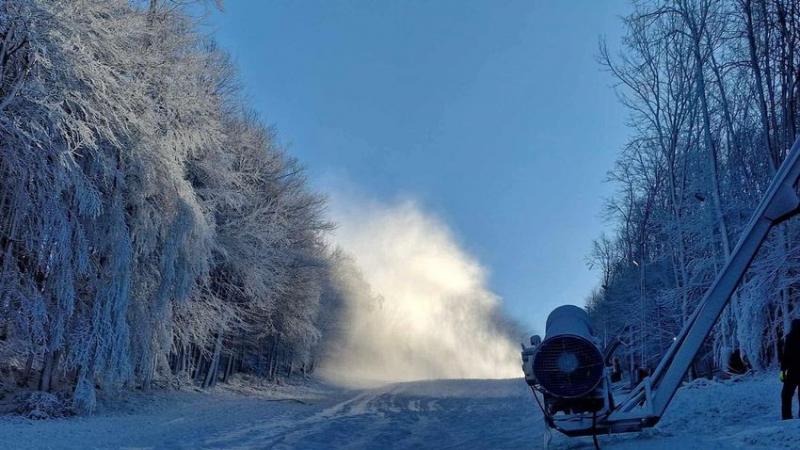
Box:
left=592, top=411, right=601, bottom=450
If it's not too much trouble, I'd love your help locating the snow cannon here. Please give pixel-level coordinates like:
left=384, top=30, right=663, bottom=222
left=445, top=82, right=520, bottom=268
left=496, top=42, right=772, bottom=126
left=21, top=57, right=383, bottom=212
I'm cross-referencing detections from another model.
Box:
left=522, top=305, right=608, bottom=426
left=533, top=305, right=604, bottom=398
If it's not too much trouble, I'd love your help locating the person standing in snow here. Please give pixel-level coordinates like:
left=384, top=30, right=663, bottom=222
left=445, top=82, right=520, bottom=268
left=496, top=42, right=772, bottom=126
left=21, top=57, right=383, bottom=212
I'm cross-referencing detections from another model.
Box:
left=781, top=318, right=800, bottom=420
left=610, top=357, right=622, bottom=383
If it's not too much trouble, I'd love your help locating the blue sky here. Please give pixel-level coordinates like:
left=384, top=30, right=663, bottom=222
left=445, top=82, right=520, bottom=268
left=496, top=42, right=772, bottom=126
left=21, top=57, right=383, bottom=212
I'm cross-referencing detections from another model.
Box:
left=207, top=0, right=632, bottom=332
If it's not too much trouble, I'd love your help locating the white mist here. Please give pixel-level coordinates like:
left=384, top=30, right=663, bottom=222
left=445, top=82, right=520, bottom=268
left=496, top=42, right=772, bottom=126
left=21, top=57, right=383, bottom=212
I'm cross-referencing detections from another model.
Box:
left=320, top=194, right=521, bottom=387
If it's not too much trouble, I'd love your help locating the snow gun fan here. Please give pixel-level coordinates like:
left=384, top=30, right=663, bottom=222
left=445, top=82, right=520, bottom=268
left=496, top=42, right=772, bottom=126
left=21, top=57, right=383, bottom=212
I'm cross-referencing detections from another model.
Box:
left=532, top=306, right=604, bottom=399
left=522, top=305, right=608, bottom=432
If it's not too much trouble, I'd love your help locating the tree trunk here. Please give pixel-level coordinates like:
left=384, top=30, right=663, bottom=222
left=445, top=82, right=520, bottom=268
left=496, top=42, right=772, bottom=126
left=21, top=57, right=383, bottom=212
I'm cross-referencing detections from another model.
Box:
left=38, top=349, right=60, bottom=392
left=222, top=355, right=234, bottom=383
left=268, top=336, right=279, bottom=381
left=20, top=352, right=34, bottom=387
left=142, top=360, right=155, bottom=391
left=743, top=0, right=779, bottom=171
left=203, top=331, right=224, bottom=389
left=194, top=353, right=206, bottom=384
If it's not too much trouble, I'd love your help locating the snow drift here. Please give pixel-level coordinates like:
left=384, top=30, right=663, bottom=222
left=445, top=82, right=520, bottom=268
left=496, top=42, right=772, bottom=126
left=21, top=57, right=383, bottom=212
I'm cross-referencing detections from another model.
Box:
left=320, top=194, right=521, bottom=386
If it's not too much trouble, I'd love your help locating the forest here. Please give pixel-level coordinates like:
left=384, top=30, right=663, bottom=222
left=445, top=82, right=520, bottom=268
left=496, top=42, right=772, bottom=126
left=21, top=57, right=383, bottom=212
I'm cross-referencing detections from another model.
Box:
left=587, top=0, right=800, bottom=378
left=0, top=0, right=354, bottom=414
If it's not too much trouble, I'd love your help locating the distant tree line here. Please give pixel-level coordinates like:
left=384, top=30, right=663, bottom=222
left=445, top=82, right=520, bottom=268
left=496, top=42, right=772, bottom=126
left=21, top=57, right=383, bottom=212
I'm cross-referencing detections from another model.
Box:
left=588, top=0, right=800, bottom=378
left=0, top=0, right=343, bottom=412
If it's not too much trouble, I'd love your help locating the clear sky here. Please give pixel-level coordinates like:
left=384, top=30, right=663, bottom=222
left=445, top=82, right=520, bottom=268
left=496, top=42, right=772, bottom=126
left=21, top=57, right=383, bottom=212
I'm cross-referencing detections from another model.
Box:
left=207, top=0, right=632, bottom=333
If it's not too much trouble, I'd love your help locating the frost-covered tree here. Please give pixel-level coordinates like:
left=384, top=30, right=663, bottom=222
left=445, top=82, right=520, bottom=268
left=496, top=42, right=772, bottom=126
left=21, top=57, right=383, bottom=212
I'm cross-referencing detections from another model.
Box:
left=590, top=0, right=800, bottom=378
left=0, top=0, right=335, bottom=412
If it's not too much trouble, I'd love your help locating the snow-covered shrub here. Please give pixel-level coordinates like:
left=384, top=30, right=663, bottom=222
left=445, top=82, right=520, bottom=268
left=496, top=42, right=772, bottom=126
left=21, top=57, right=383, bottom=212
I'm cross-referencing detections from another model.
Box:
left=16, top=392, right=73, bottom=420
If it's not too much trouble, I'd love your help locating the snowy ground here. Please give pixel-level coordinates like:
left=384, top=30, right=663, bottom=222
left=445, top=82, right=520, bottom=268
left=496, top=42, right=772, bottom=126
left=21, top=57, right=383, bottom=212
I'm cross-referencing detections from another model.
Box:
left=0, top=374, right=798, bottom=449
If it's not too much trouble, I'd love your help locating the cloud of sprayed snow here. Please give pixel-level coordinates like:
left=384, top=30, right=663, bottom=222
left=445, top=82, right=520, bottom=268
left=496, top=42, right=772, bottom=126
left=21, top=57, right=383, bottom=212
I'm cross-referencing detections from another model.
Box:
left=319, top=192, right=521, bottom=387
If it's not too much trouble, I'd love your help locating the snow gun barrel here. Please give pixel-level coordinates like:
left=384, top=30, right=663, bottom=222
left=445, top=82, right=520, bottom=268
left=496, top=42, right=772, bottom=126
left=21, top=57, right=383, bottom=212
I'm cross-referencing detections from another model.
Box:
left=532, top=306, right=604, bottom=399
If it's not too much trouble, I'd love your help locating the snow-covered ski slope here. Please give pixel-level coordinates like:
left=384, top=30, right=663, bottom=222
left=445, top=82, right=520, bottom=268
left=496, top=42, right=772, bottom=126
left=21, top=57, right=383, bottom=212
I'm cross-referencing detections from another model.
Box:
left=0, top=374, right=798, bottom=449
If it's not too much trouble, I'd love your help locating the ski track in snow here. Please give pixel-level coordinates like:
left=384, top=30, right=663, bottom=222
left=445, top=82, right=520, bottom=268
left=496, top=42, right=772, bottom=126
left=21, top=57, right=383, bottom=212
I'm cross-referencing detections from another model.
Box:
left=0, top=375, right=799, bottom=449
